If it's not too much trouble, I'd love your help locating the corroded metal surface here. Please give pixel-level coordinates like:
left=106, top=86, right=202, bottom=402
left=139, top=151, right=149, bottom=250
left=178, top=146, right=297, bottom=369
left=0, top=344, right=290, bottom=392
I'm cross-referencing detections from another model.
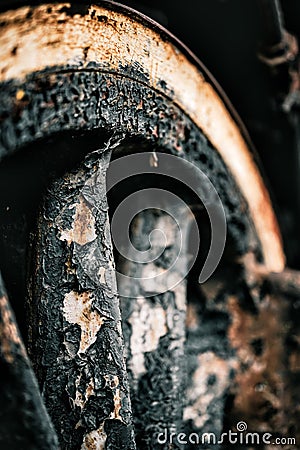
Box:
left=182, top=257, right=300, bottom=449
left=119, top=208, right=191, bottom=449
left=0, top=1, right=285, bottom=271
left=1, top=2, right=299, bottom=449
left=226, top=264, right=300, bottom=448
left=0, top=70, right=256, bottom=265
left=0, top=272, right=59, bottom=450
left=0, top=65, right=261, bottom=448
left=27, top=145, right=136, bottom=449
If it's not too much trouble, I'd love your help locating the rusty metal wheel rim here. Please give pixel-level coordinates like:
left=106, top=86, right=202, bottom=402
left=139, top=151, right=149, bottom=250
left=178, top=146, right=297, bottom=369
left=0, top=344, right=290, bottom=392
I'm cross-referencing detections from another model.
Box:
left=0, top=2, right=287, bottom=449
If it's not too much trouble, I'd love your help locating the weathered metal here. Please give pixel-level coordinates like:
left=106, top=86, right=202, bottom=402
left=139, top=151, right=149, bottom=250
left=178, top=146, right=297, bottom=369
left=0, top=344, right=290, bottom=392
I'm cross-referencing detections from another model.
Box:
left=27, top=143, right=136, bottom=449
left=0, top=272, right=59, bottom=450
left=0, top=63, right=258, bottom=447
left=0, top=1, right=299, bottom=449
left=0, top=1, right=284, bottom=272
left=118, top=207, right=191, bottom=449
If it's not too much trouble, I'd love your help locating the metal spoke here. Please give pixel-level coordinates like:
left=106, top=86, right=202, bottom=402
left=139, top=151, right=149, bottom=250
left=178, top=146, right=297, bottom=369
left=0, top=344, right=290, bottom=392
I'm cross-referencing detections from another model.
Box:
left=27, top=147, right=136, bottom=449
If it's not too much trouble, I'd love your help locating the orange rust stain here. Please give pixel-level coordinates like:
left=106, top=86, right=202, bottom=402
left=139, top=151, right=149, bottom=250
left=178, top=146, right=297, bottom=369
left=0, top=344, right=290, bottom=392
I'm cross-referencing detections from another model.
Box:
left=15, top=89, right=25, bottom=100
left=227, top=295, right=287, bottom=430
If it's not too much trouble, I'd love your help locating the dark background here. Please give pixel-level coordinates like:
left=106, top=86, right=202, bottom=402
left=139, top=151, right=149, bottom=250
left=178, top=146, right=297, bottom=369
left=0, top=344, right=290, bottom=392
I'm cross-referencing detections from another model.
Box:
left=121, top=0, right=300, bottom=268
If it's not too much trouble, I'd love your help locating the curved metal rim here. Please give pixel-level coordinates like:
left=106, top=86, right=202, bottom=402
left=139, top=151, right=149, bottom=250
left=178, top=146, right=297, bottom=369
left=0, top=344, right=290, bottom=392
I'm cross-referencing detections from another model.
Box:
left=0, top=1, right=285, bottom=272
left=0, top=0, right=254, bottom=147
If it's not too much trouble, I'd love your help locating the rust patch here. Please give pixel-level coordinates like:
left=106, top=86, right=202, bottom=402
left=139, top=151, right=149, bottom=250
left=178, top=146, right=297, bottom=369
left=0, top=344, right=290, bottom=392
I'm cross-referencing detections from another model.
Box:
left=63, top=290, right=105, bottom=353
left=227, top=295, right=288, bottom=432
left=15, top=89, right=25, bottom=100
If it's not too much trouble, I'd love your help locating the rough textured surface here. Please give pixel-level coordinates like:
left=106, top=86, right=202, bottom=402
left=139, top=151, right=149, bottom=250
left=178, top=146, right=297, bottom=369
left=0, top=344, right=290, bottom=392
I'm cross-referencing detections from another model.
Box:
left=0, top=70, right=256, bottom=260
left=0, top=2, right=285, bottom=273
left=0, top=6, right=294, bottom=447
left=183, top=262, right=237, bottom=449
left=119, top=208, right=191, bottom=449
left=0, top=271, right=59, bottom=450
left=0, top=66, right=264, bottom=449
left=182, top=256, right=300, bottom=449
left=27, top=144, right=136, bottom=449
left=226, top=258, right=300, bottom=448
left=0, top=65, right=264, bottom=449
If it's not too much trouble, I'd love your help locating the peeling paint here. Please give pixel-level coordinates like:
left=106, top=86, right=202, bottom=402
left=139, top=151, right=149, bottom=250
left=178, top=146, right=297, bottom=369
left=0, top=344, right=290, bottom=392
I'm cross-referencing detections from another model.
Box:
left=128, top=298, right=167, bottom=381
left=104, top=375, right=122, bottom=421
left=27, top=148, right=135, bottom=448
left=120, top=210, right=188, bottom=445
left=184, top=352, right=233, bottom=429
left=73, top=375, right=95, bottom=410
left=81, top=424, right=107, bottom=450
left=111, top=388, right=122, bottom=421
left=59, top=197, right=97, bottom=246
left=63, top=290, right=105, bottom=353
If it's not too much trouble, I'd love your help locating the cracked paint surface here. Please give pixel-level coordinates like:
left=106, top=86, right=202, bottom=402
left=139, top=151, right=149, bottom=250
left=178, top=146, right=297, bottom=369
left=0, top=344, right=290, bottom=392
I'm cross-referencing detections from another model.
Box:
left=119, top=208, right=191, bottom=448
left=59, top=197, right=97, bottom=246
left=63, top=291, right=106, bottom=353
left=127, top=298, right=167, bottom=381
left=27, top=143, right=136, bottom=449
